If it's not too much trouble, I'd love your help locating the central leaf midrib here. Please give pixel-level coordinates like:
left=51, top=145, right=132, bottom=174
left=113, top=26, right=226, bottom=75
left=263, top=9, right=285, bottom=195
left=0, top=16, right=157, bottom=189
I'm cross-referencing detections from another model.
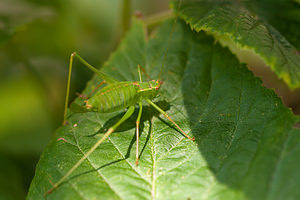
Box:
left=107, top=137, right=152, bottom=185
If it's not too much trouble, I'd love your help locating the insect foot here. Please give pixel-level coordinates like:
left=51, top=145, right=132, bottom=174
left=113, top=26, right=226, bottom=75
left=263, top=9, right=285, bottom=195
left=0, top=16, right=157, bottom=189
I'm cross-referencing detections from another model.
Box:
left=84, top=100, right=92, bottom=109
left=63, top=120, right=69, bottom=126
left=57, top=137, right=68, bottom=142
left=76, top=92, right=88, bottom=99
left=134, top=11, right=144, bottom=19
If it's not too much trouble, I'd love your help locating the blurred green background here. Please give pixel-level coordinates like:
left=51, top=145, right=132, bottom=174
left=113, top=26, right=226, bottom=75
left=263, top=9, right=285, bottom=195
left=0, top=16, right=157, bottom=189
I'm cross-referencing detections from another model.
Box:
left=0, top=0, right=299, bottom=199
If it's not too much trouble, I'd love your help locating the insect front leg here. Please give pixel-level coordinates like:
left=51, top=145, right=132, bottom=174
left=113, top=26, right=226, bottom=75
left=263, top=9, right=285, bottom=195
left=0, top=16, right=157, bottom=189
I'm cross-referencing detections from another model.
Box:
left=138, top=64, right=143, bottom=82
left=138, top=64, right=152, bottom=81
left=135, top=100, right=143, bottom=166
left=146, top=99, right=195, bottom=141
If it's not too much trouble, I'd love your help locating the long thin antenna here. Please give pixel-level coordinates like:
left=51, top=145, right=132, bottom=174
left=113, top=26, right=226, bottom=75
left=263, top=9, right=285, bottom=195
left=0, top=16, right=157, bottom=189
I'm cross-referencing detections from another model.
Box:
left=158, top=0, right=182, bottom=81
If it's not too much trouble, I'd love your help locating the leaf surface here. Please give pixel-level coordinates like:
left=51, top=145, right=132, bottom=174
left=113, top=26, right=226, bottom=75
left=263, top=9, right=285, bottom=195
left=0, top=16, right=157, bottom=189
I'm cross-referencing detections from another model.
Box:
left=27, top=19, right=300, bottom=200
left=171, top=0, right=300, bottom=89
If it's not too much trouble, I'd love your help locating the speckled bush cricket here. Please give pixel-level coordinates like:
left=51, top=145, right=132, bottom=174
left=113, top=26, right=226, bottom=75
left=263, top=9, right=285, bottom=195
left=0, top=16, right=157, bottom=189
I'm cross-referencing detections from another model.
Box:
left=47, top=0, right=191, bottom=195
left=48, top=52, right=194, bottom=194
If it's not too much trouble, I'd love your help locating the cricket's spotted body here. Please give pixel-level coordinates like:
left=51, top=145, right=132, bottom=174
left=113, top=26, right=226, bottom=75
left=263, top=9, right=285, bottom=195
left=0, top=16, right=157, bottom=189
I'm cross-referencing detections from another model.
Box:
left=85, top=80, right=161, bottom=113
left=48, top=2, right=193, bottom=192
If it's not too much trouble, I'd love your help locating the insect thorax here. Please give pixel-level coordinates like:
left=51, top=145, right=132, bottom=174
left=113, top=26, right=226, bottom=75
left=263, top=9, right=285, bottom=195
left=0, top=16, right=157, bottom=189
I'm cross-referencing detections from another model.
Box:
left=136, top=80, right=160, bottom=100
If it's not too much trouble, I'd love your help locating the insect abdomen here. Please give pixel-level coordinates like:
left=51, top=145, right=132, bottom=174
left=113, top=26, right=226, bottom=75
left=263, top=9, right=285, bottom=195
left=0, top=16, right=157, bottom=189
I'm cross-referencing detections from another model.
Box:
left=87, top=81, right=138, bottom=113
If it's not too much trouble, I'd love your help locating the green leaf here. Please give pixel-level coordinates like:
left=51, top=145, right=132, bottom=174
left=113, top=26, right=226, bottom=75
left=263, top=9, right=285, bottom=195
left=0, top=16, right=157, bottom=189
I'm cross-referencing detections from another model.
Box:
left=244, top=0, right=300, bottom=49
left=171, top=0, right=300, bottom=89
left=27, top=19, right=300, bottom=200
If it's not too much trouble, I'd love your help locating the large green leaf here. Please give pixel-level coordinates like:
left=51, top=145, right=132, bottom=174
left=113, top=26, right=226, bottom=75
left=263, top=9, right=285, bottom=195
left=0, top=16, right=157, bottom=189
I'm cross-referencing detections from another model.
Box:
left=171, top=0, right=300, bottom=89
left=27, top=19, right=300, bottom=200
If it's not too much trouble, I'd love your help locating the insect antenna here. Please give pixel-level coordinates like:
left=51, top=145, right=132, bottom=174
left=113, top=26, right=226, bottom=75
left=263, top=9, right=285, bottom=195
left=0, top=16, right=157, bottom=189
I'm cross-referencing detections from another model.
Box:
left=157, top=0, right=182, bottom=82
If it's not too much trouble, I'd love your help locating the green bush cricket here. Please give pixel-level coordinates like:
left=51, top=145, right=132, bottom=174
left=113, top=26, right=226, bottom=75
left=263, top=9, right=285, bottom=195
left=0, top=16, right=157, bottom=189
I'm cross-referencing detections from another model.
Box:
left=47, top=0, right=193, bottom=194
left=47, top=51, right=194, bottom=194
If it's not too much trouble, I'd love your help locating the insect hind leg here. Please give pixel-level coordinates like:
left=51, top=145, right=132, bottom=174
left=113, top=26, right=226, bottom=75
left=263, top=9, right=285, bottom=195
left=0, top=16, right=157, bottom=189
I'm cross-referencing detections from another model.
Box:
left=135, top=101, right=143, bottom=165
left=63, top=52, right=116, bottom=125
left=76, top=80, right=107, bottom=100
left=48, top=105, right=136, bottom=194
left=63, top=53, right=76, bottom=125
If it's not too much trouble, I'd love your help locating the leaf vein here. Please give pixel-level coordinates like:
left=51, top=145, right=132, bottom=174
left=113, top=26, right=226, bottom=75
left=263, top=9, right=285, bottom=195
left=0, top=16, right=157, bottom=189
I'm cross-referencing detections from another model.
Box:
left=71, top=125, right=123, bottom=200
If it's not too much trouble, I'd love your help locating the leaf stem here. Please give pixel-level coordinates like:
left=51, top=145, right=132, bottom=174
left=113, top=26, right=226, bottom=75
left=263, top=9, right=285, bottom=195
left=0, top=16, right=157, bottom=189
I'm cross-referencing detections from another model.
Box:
left=144, top=9, right=174, bottom=28
left=121, top=0, right=132, bottom=36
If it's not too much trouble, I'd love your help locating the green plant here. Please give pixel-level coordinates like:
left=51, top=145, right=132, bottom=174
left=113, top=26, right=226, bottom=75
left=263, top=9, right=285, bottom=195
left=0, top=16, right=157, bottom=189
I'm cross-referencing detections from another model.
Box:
left=27, top=0, right=300, bottom=199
